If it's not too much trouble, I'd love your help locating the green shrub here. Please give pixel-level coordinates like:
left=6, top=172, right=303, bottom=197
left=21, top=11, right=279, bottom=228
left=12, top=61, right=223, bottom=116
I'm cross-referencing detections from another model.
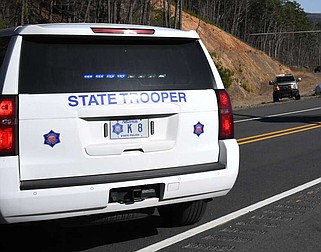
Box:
left=217, top=64, right=234, bottom=89
left=241, top=82, right=251, bottom=92
left=210, top=52, right=234, bottom=89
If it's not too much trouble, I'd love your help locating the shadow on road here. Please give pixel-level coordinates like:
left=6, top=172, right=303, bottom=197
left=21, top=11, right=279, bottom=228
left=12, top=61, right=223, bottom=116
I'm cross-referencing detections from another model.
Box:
left=0, top=214, right=165, bottom=251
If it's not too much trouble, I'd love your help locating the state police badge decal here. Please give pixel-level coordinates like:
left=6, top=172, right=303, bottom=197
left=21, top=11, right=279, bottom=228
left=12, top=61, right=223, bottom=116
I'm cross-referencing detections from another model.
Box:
left=44, top=130, right=61, bottom=148
left=193, top=122, right=204, bottom=137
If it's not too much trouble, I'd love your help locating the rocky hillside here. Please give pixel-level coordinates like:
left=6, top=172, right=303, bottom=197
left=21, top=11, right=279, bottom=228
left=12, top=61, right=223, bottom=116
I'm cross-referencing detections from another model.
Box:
left=181, top=11, right=321, bottom=108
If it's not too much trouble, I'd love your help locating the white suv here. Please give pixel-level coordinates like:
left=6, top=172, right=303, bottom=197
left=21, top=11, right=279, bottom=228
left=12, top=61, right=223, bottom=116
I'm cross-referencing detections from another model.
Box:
left=0, top=23, right=239, bottom=225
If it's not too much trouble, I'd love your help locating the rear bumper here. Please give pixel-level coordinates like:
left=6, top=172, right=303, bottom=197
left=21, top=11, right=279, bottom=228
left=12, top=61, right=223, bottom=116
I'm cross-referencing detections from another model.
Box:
left=273, top=89, right=299, bottom=98
left=0, top=139, right=239, bottom=224
left=20, top=162, right=225, bottom=190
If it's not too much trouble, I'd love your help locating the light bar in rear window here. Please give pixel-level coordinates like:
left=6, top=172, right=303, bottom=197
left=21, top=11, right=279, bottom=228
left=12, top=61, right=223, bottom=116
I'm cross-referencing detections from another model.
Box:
left=91, top=28, right=155, bottom=35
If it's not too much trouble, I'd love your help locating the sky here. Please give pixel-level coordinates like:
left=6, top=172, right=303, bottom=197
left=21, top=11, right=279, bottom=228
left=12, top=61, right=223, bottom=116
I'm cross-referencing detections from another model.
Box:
left=293, top=0, right=321, bottom=13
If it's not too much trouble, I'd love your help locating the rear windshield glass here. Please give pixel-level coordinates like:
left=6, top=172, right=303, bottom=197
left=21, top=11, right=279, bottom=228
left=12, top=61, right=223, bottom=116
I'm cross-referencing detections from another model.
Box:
left=19, top=36, right=215, bottom=94
left=276, top=76, right=295, bottom=82
left=0, top=36, right=11, bottom=70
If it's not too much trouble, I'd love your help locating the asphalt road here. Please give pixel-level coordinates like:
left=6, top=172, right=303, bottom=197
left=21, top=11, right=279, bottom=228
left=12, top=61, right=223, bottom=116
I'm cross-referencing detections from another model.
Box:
left=1, top=97, right=321, bottom=252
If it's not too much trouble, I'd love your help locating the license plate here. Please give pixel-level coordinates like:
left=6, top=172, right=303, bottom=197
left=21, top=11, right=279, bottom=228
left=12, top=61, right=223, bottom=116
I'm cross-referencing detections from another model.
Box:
left=110, top=119, right=149, bottom=139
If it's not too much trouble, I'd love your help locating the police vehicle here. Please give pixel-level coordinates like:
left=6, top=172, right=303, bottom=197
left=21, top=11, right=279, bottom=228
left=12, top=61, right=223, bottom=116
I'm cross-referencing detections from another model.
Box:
left=269, top=73, right=301, bottom=102
left=0, top=23, right=239, bottom=225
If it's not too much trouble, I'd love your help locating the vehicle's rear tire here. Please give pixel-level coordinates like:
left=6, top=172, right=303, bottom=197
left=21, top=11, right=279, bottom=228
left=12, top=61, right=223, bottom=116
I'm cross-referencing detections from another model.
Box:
left=158, top=200, right=207, bottom=227
left=295, top=93, right=301, bottom=100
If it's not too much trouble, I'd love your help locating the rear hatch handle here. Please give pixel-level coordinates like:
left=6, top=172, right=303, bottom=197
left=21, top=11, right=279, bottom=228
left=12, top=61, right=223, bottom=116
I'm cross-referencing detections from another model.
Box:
left=77, top=103, right=180, bottom=118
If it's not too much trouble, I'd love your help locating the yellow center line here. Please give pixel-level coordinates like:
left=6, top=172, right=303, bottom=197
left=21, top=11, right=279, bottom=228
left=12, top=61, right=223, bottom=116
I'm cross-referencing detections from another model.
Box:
left=237, top=122, right=321, bottom=145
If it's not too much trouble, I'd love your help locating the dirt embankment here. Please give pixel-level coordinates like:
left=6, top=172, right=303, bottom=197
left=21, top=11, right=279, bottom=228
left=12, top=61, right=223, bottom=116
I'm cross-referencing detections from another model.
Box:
left=181, top=12, right=321, bottom=109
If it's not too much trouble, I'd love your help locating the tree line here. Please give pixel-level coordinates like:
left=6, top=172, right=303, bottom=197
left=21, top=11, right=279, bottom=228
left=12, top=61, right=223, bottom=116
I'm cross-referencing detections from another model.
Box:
left=182, top=0, right=321, bottom=69
left=0, top=1, right=158, bottom=25
left=0, top=0, right=320, bottom=69
left=0, top=1, right=183, bottom=28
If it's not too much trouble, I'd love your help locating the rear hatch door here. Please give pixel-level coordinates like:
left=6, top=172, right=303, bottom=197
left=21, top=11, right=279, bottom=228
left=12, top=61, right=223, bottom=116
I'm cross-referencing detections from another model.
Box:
left=18, top=35, right=220, bottom=182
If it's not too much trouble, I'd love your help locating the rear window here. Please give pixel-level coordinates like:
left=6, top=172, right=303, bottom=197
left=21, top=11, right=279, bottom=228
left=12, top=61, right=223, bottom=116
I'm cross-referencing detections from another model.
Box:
left=19, top=36, right=215, bottom=94
left=276, top=76, right=295, bottom=82
left=0, top=36, right=10, bottom=70
left=0, top=36, right=11, bottom=92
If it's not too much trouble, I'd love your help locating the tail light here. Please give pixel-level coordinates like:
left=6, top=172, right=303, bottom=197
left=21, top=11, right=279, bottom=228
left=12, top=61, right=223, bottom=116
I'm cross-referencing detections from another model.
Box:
left=0, top=96, right=18, bottom=155
left=215, top=90, right=234, bottom=139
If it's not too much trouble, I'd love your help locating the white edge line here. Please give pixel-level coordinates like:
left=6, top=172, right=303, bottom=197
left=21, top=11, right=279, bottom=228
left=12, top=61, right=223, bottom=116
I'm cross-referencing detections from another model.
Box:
left=234, top=107, right=321, bottom=123
left=136, top=177, right=321, bottom=252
